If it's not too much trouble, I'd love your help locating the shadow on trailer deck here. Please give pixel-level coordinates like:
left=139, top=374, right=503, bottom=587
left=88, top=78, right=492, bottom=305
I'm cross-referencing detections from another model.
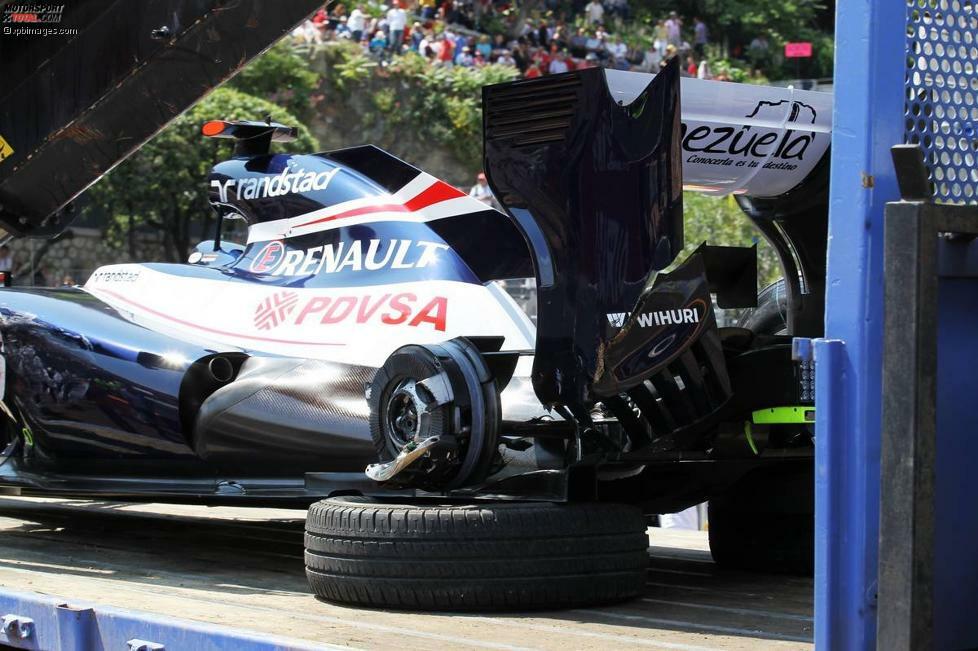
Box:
left=0, top=497, right=812, bottom=650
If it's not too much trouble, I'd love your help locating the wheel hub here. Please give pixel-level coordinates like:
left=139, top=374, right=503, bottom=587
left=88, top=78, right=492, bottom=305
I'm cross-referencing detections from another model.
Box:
left=386, top=379, right=425, bottom=448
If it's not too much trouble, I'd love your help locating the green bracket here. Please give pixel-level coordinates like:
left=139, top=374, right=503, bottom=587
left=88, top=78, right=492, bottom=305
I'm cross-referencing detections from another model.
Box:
left=751, top=406, right=816, bottom=425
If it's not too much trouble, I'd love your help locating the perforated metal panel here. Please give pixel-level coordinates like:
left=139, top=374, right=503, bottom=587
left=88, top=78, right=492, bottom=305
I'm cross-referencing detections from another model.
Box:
left=905, top=0, right=978, bottom=203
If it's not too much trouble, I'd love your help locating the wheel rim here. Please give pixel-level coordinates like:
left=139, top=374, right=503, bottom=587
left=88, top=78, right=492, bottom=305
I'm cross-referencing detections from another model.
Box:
left=386, top=379, right=423, bottom=449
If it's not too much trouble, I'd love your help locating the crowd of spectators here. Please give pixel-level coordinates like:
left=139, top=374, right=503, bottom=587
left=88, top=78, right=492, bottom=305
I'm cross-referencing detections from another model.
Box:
left=292, top=1, right=768, bottom=82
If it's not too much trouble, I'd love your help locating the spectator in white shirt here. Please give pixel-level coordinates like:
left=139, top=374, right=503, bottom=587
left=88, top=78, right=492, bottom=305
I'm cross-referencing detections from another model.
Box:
left=348, top=5, right=366, bottom=43
left=387, top=0, right=407, bottom=52
left=496, top=52, right=516, bottom=66
left=584, top=0, right=604, bottom=25
left=697, top=59, right=711, bottom=79
left=469, top=173, right=494, bottom=205
left=293, top=20, right=322, bottom=45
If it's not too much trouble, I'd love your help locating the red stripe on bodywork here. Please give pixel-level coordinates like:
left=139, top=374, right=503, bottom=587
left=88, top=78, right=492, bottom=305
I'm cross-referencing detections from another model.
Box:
left=93, top=288, right=345, bottom=347
left=404, top=180, right=465, bottom=210
left=295, top=180, right=466, bottom=229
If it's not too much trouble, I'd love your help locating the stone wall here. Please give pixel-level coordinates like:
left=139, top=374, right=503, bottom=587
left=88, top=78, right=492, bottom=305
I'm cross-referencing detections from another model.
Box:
left=4, top=227, right=168, bottom=286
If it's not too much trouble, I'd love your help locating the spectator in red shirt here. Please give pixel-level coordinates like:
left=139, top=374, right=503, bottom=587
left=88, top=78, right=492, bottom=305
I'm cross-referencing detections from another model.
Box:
left=310, top=6, right=329, bottom=40
left=537, top=48, right=551, bottom=70
left=437, top=33, right=455, bottom=65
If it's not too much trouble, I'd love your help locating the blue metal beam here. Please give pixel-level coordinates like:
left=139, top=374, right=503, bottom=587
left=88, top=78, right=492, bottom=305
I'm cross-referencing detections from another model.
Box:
left=818, top=0, right=907, bottom=647
left=0, top=588, right=342, bottom=651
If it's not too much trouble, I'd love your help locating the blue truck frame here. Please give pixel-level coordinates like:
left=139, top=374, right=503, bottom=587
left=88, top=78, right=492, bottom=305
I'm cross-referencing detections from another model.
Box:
left=0, top=587, right=338, bottom=651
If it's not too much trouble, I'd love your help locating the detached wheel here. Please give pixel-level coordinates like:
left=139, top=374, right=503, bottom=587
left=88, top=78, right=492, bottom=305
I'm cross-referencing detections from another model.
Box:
left=707, top=463, right=814, bottom=575
left=305, top=496, right=648, bottom=610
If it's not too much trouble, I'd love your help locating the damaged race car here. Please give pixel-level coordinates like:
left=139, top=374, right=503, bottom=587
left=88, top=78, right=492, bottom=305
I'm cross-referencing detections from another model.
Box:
left=0, top=59, right=831, bottom=609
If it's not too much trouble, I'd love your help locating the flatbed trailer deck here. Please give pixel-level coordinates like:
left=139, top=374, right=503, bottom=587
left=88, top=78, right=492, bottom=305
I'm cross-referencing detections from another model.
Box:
left=0, top=497, right=812, bottom=650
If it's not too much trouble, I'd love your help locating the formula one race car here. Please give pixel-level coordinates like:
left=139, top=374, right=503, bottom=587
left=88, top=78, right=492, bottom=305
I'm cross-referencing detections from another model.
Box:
left=0, top=54, right=831, bottom=609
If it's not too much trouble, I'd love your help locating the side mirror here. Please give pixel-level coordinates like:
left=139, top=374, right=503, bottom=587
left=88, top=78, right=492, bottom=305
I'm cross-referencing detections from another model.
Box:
left=191, top=208, right=247, bottom=266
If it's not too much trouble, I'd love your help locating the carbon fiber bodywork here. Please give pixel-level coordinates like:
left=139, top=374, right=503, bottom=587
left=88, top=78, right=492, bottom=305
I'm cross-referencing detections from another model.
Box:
left=194, top=354, right=549, bottom=477
left=195, top=357, right=378, bottom=475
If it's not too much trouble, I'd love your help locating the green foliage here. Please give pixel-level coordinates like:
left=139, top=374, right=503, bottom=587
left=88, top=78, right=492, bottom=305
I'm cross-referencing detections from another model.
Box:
left=680, top=192, right=782, bottom=289
left=803, top=29, right=835, bottom=79
left=628, top=0, right=831, bottom=79
left=710, top=59, right=752, bottom=83
left=229, top=42, right=321, bottom=117
left=700, top=0, right=822, bottom=38
left=372, top=87, right=397, bottom=113
left=324, top=40, right=376, bottom=93
left=362, top=2, right=387, bottom=19
left=89, top=87, right=317, bottom=261
left=320, top=46, right=519, bottom=171
left=406, top=63, right=519, bottom=167
left=387, top=49, right=429, bottom=76
left=703, top=0, right=831, bottom=78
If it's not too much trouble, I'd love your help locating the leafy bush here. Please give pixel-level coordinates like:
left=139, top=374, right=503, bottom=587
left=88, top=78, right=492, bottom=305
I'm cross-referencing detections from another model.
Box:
left=709, top=58, right=764, bottom=84
left=406, top=63, right=519, bottom=165
left=229, top=42, right=321, bottom=117
left=372, top=87, right=397, bottom=113
left=324, top=40, right=377, bottom=93
left=320, top=45, right=518, bottom=169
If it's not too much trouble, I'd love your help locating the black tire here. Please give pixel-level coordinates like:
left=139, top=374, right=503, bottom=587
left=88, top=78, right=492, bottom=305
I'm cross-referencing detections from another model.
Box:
left=305, top=495, right=649, bottom=610
left=709, top=282, right=813, bottom=575
left=708, top=463, right=814, bottom=575
left=738, top=278, right=788, bottom=335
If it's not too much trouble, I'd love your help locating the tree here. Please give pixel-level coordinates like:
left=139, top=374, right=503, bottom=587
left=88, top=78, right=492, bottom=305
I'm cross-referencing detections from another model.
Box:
left=228, top=41, right=322, bottom=119
left=629, top=0, right=830, bottom=77
left=680, top=192, right=782, bottom=289
left=89, top=86, right=317, bottom=262
left=700, top=0, right=821, bottom=38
